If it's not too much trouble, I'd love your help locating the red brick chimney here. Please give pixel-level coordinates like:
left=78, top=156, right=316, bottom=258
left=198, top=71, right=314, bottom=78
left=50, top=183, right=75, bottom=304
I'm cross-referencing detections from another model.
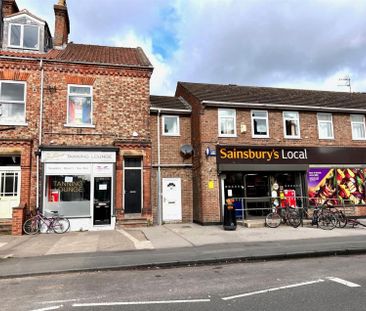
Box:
left=53, top=0, right=70, bottom=48
left=2, top=0, right=19, bottom=17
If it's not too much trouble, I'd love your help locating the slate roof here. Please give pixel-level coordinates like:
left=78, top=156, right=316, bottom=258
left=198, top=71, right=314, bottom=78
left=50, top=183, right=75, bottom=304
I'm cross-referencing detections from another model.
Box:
left=150, top=95, right=191, bottom=113
left=0, top=43, right=153, bottom=68
left=178, top=82, right=366, bottom=112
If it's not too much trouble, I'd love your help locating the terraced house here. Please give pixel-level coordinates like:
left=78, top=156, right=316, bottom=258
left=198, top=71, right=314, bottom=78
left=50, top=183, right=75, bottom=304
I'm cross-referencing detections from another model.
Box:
left=0, top=0, right=155, bottom=234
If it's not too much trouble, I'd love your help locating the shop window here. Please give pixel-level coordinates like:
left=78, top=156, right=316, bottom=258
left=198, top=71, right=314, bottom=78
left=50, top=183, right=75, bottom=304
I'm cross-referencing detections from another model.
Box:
left=283, top=111, right=300, bottom=138
left=351, top=114, right=366, bottom=140
left=218, top=108, right=236, bottom=137
left=317, top=113, right=334, bottom=139
left=9, top=23, right=39, bottom=50
left=45, top=175, right=91, bottom=217
left=0, top=81, right=26, bottom=124
left=67, top=85, right=93, bottom=127
left=0, top=172, right=18, bottom=197
left=251, top=110, right=268, bottom=138
left=162, top=115, right=179, bottom=136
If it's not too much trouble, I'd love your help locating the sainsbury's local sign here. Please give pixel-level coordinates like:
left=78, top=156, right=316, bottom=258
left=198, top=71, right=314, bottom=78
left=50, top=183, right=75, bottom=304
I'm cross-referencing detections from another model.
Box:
left=216, top=146, right=366, bottom=164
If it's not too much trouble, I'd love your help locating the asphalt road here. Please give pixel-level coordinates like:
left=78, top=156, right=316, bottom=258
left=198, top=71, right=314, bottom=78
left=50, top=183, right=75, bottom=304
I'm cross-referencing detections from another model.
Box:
left=1, top=254, right=366, bottom=311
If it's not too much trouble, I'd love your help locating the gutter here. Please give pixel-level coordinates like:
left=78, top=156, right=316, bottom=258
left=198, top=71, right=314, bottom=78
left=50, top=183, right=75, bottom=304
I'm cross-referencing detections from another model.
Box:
left=150, top=107, right=191, bottom=115
left=202, top=100, right=366, bottom=114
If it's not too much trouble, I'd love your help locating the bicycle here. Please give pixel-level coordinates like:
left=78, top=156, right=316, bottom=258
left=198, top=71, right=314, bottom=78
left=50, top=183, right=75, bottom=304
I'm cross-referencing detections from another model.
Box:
left=265, top=204, right=301, bottom=228
left=23, top=209, right=70, bottom=235
left=310, top=205, right=337, bottom=230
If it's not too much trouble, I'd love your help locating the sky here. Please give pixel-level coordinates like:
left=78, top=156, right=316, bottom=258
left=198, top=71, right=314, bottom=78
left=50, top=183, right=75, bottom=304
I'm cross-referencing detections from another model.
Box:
left=16, top=0, right=366, bottom=96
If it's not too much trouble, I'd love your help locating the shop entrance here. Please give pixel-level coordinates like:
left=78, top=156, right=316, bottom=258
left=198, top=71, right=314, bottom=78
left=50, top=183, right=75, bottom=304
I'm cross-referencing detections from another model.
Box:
left=93, top=177, right=111, bottom=225
left=0, top=166, right=21, bottom=219
left=124, top=158, right=142, bottom=214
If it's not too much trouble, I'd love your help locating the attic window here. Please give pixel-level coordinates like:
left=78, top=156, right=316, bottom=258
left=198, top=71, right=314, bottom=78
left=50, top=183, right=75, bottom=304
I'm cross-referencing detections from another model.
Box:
left=9, top=23, right=39, bottom=50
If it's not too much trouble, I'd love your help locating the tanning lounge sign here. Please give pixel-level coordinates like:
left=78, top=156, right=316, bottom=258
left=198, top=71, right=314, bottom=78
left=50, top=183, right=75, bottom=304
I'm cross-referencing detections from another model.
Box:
left=216, top=145, right=366, bottom=164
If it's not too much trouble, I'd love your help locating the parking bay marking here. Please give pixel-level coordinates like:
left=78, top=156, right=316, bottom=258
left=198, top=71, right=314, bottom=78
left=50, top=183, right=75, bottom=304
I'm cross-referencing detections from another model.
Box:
left=327, top=277, right=361, bottom=288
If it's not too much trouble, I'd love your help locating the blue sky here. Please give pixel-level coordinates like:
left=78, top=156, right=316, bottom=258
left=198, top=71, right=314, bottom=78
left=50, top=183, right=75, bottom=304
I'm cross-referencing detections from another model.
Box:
left=16, top=0, right=366, bottom=95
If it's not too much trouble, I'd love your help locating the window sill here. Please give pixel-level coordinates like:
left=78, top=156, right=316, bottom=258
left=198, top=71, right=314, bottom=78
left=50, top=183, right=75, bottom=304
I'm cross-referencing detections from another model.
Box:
left=284, top=136, right=301, bottom=140
left=352, top=138, right=366, bottom=141
left=0, top=122, right=28, bottom=127
left=218, top=135, right=237, bottom=138
left=64, top=124, right=95, bottom=128
left=162, top=133, right=180, bottom=137
left=318, top=137, right=335, bottom=140
left=252, top=135, right=270, bottom=139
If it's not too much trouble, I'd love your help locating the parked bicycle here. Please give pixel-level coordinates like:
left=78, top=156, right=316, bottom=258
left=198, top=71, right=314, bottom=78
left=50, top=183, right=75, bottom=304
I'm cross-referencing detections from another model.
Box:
left=265, top=203, right=301, bottom=228
left=310, top=205, right=337, bottom=230
left=23, top=209, right=70, bottom=235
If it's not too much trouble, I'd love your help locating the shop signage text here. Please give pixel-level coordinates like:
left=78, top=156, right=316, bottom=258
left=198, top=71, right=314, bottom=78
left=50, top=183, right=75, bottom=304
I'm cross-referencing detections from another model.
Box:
left=41, top=151, right=116, bottom=163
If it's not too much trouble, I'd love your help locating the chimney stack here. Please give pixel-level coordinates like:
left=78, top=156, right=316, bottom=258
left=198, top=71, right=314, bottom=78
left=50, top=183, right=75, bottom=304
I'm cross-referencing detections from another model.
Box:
left=53, top=0, right=70, bottom=48
left=2, top=0, right=19, bottom=17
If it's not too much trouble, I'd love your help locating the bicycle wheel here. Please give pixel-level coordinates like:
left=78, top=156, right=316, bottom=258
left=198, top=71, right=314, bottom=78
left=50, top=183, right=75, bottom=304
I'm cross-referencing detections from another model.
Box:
left=288, top=211, right=301, bottom=228
left=265, top=213, right=281, bottom=228
left=23, top=218, right=40, bottom=235
left=52, top=217, right=70, bottom=234
left=318, top=213, right=336, bottom=230
left=335, top=211, right=347, bottom=228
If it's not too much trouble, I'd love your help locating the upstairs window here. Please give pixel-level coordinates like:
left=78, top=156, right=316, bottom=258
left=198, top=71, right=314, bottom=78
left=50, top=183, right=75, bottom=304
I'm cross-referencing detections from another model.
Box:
left=9, top=23, right=39, bottom=50
left=252, top=110, right=269, bottom=138
left=351, top=114, right=366, bottom=140
left=283, top=111, right=300, bottom=138
left=0, top=81, right=26, bottom=124
left=67, top=85, right=93, bottom=127
left=317, top=113, right=334, bottom=139
left=218, top=108, right=236, bottom=137
left=162, top=115, right=179, bottom=136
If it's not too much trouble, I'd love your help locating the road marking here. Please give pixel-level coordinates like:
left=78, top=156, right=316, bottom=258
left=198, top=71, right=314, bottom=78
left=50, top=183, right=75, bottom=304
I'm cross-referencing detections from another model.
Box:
left=327, top=277, right=361, bottom=288
left=30, top=305, right=63, bottom=311
left=73, top=298, right=210, bottom=307
left=1, top=253, right=13, bottom=259
left=222, top=279, right=325, bottom=301
left=0, top=242, right=7, bottom=248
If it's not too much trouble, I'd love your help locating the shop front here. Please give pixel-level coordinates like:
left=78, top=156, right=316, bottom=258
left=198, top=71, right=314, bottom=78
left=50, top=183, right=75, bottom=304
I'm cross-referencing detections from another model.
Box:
left=217, top=145, right=366, bottom=220
left=41, top=148, right=117, bottom=231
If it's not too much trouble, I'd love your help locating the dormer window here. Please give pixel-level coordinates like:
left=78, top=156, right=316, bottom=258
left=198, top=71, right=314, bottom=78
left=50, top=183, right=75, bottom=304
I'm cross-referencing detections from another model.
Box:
left=9, top=23, right=39, bottom=50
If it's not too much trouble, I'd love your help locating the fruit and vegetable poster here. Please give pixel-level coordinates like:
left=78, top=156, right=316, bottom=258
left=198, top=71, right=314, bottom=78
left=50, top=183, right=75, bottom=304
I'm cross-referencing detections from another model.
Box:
left=336, top=168, right=365, bottom=205
left=308, top=169, right=336, bottom=204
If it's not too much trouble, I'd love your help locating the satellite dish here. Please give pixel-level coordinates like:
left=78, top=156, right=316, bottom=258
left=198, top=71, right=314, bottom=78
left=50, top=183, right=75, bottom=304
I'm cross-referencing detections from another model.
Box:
left=180, top=144, right=193, bottom=157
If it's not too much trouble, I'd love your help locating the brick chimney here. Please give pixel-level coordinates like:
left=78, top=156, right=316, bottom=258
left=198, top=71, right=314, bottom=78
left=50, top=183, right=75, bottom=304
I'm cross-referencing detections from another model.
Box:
left=2, top=0, right=19, bottom=17
left=53, top=0, right=70, bottom=48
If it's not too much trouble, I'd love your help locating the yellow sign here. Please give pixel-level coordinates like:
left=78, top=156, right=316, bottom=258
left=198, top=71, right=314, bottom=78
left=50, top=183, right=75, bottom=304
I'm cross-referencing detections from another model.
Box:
left=208, top=180, right=214, bottom=189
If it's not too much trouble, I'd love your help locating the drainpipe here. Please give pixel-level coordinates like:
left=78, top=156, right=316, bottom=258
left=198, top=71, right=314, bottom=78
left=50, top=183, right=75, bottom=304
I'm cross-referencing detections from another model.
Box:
left=157, top=109, right=162, bottom=225
left=36, top=59, right=44, bottom=210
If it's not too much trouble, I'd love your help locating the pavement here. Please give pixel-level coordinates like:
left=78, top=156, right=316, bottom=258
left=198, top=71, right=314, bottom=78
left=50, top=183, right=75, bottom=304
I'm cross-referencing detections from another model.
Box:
left=0, top=221, right=366, bottom=278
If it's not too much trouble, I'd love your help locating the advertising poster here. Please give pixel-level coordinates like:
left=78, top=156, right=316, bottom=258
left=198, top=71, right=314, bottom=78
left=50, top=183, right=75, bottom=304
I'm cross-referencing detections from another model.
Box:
left=336, top=168, right=365, bottom=205
left=307, top=168, right=336, bottom=205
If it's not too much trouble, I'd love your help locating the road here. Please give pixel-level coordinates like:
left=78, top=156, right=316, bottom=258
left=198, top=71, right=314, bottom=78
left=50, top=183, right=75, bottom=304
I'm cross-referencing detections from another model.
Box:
left=1, top=254, right=366, bottom=311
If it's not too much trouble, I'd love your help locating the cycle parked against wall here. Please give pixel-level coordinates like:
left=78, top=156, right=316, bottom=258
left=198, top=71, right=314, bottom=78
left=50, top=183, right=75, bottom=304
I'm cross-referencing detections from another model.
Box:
left=23, top=209, right=70, bottom=235
left=265, top=202, right=301, bottom=228
left=310, top=205, right=337, bottom=230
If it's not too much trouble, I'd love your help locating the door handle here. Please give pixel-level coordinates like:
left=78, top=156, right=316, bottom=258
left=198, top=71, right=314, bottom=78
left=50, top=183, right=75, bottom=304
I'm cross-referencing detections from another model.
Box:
left=130, top=190, right=137, bottom=194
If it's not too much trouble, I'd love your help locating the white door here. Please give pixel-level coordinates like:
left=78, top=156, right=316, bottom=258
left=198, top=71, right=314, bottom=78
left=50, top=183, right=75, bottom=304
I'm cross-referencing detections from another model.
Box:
left=162, top=178, right=182, bottom=221
left=0, top=168, right=21, bottom=218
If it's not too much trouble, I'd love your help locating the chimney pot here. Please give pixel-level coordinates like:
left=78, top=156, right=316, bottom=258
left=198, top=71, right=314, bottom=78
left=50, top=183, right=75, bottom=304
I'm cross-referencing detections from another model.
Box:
left=53, top=1, right=70, bottom=48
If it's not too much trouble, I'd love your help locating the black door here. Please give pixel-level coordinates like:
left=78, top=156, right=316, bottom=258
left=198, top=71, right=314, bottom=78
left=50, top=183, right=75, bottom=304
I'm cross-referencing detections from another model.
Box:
left=124, top=169, right=141, bottom=213
left=93, top=177, right=111, bottom=225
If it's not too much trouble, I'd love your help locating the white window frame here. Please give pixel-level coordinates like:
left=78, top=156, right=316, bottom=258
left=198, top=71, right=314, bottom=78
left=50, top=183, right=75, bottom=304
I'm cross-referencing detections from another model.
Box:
left=0, top=80, right=27, bottom=125
left=162, top=115, right=180, bottom=136
left=251, top=110, right=269, bottom=138
left=317, top=113, right=334, bottom=139
left=8, top=23, right=40, bottom=50
left=351, top=114, right=366, bottom=140
left=65, top=84, right=94, bottom=128
left=283, top=111, right=300, bottom=139
left=218, top=108, right=236, bottom=137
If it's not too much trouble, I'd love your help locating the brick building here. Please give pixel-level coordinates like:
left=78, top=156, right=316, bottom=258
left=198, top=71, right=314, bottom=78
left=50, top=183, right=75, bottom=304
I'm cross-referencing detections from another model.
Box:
left=0, top=0, right=155, bottom=234
left=176, top=82, right=366, bottom=224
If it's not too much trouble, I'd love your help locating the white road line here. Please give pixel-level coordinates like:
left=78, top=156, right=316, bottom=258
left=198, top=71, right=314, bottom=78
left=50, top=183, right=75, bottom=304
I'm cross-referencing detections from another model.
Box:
left=30, top=305, right=63, bottom=311
left=0, top=242, right=7, bottom=248
left=222, top=279, right=325, bottom=301
left=72, top=299, right=210, bottom=307
left=327, top=277, right=361, bottom=288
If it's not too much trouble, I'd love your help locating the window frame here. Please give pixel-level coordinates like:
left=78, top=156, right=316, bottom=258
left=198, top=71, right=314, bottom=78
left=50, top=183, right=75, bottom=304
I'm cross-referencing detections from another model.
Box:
left=8, top=23, right=40, bottom=50
left=0, top=80, right=27, bottom=125
left=283, top=111, right=300, bottom=139
left=251, top=110, right=269, bottom=138
left=162, top=115, right=180, bottom=136
left=218, top=108, right=237, bottom=137
left=351, top=114, right=366, bottom=140
left=317, top=112, right=334, bottom=139
left=66, top=84, right=94, bottom=128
